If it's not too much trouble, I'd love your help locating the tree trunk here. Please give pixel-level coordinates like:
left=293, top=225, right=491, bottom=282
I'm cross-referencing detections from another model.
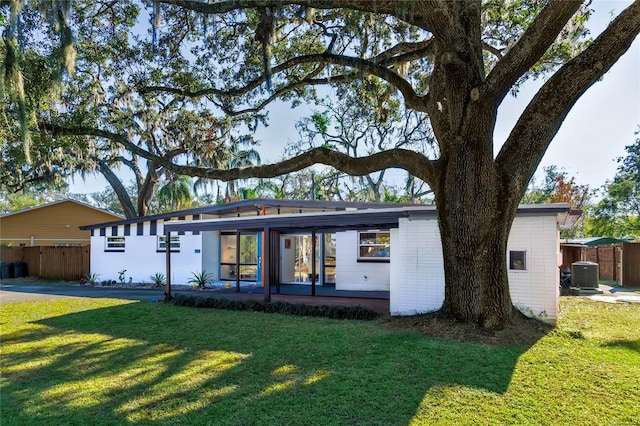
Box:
left=97, top=159, right=137, bottom=219
left=433, top=140, right=518, bottom=329
left=138, top=165, right=159, bottom=216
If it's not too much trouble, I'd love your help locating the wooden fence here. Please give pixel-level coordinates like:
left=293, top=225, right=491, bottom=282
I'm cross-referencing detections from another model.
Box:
left=562, top=242, right=640, bottom=287
left=0, top=246, right=89, bottom=281
left=584, top=245, right=622, bottom=282
left=622, top=243, right=640, bottom=287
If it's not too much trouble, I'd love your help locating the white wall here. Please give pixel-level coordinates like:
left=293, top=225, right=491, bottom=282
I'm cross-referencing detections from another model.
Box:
left=390, top=215, right=560, bottom=323
left=335, top=231, right=390, bottom=291
left=507, top=215, right=560, bottom=322
left=390, top=217, right=445, bottom=316
left=201, top=231, right=220, bottom=281
left=89, top=220, right=202, bottom=285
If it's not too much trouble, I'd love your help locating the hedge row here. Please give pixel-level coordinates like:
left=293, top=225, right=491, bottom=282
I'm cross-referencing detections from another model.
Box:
left=169, top=294, right=381, bottom=320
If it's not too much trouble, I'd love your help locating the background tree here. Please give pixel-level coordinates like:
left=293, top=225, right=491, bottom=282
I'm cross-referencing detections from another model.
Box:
left=288, top=81, right=435, bottom=202
left=0, top=187, right=71, bottom=213
left=157, top=174, right=194, bottom=211
left=2, top=1, right=259, bottom=218
left=523, top=165, right=591, bottom=209
left=584, top=133, right=640, bottom=238
left=192, top=134, right=263, bottom=203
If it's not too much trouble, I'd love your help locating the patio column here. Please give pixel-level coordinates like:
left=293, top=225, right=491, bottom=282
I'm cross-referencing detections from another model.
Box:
left=235, top=230, right=240, bottom=292
left=164, top=230, right=172, bottom=302
left=311, top=230, right=316, bottom=296
left=263, top=226, right=271, bottom=302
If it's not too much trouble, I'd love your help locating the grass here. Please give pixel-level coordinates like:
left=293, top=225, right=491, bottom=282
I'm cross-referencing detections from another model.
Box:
left=1, top=298, right=638, bottom=425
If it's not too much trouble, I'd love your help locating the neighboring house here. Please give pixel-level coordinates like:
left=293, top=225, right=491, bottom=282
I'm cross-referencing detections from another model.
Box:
left=82, top=199, right=580, bottom=322
left=0, top=199, right=123, bottom=247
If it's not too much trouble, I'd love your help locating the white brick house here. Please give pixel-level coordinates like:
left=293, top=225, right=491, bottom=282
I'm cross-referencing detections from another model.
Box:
left=82, top=200, right=579, bottom=323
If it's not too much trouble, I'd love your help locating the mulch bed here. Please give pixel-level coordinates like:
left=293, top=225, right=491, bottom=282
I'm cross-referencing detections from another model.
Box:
left=384, top=312, right=554, bottom=348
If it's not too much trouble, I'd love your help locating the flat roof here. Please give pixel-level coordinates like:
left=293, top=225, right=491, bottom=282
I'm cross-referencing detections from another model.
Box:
left=163, top=203, right=576, bottom=234
left=80, top=198, right=417, bottom=230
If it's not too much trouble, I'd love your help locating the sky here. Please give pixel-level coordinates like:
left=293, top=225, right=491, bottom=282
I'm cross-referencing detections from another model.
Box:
left=69, top=0, right=640, bottom=197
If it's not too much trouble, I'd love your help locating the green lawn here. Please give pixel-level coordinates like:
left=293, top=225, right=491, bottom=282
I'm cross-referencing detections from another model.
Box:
left=1, top=297, right=638, bottom=425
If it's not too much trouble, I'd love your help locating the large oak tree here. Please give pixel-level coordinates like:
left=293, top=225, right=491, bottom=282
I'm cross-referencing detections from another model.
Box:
left=128, top=0, right=639, bottom=328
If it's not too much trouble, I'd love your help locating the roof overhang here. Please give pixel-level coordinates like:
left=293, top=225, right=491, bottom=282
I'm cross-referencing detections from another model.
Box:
left=79, top=198, right=415, bottom=230
left=163, top=203, right=576, bottom=234
left=164, top=206, right=439, bottom=233
left=556, top=209, right=582, bottom=230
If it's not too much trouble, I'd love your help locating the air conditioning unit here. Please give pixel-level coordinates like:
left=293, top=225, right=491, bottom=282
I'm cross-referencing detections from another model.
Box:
left=571, top=261, right=599, bottom=289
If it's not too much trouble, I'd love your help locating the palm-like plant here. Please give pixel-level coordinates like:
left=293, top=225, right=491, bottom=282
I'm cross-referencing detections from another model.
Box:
left=193, top=135, right=261, bottom=203
left=157, top=174, right=193, bottom=211
left=187, top=270, right=214, bottom=289
left=149, top=272, right=166, bottom=288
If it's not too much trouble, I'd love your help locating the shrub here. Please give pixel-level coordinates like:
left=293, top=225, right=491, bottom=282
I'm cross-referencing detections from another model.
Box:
left=168, top=294, right=381, bottom=320
left=82, top=273, right=100, bottom=285
left=187, top=270, right=214, bottom=289
left=149, top=272, right=166, bottom=288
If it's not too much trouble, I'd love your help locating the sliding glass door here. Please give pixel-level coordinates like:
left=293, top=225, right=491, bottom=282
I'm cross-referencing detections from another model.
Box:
left=280, top=234, right=319, bottom=284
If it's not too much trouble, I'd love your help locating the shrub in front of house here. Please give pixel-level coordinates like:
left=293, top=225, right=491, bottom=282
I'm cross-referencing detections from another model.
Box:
left=169, top=294, right=381, bottom=320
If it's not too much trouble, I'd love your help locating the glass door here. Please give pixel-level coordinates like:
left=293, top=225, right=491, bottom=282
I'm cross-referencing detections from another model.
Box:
left=220, top=233, right=259, bottom=281
left=280, top=234, right=320, bottom=284
left=324, top=233, right=336, bottom=284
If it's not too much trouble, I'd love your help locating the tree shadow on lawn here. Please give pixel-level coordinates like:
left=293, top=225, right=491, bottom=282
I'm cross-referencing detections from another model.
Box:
left=603, top=338, right=640, bottom=353
left=1, top=301, right=551, bottom=425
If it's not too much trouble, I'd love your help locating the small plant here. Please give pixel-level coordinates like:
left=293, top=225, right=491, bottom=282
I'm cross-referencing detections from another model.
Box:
left=187, top=270, right=214, bottom=289
left=81, top=273, right=100, bottom=285
left=149, top=272, right=166, bottom=288
left=117, top=269, right=127, bottom=284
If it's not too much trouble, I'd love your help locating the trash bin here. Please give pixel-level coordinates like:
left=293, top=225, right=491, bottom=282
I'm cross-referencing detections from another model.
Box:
left=12, top=261, right=27, bottom=278
left=0, top=262, right=11, bottom=279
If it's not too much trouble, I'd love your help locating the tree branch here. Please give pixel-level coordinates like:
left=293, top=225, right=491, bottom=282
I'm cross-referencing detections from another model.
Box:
left=143, top=51, right=426, bottom=112
left=482, top=42, right=503, bottom=59
left=496, top=0, right=640, bottom=195
left=160, top=0, right=448, bottom=33
left=483, top=0, right=583, bottom=104
left=42, top=122, right=437, bottom=185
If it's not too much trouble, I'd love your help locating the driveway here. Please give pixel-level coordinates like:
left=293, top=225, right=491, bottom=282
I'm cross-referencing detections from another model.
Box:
left=0, top=278, right=391, bottom=314
left=0, top=279, right=167, bottom=303
left=588, top=285, right=640, bottom=304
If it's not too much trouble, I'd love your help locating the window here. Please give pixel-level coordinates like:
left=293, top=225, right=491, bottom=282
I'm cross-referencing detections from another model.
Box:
left=157, top=235, right=180, bottom=252
left=509, top=250, right=527, bottom=270
left=358, top=231, right=390, bottom=261
left=105, top=236, right=125, bottom=251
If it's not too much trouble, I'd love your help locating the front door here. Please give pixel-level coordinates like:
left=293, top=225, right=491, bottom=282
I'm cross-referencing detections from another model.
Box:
left=220, top=232, right=259, bottom=281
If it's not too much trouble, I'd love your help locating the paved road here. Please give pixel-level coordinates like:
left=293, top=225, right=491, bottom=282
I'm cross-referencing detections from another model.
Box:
left=0, top=281, right=168, bottom=303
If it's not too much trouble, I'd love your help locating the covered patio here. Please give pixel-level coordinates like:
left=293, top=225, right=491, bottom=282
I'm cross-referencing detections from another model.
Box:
left=161, top=206, right=434, bottom=310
